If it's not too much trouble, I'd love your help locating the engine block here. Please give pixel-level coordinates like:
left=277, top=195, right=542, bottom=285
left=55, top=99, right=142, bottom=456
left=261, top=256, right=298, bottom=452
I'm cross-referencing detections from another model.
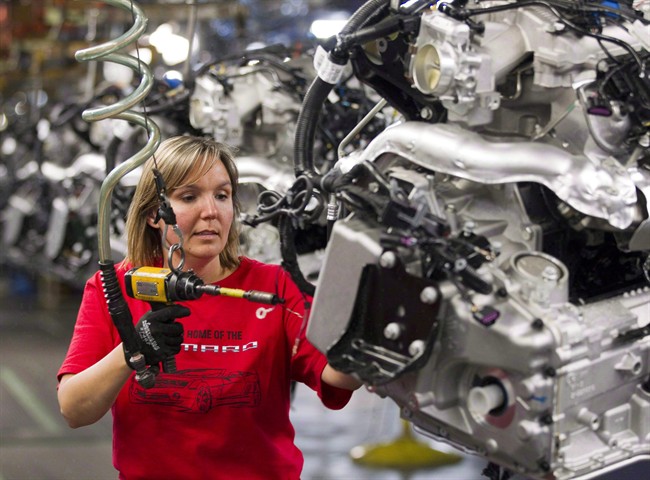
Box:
left=302, top=1, right=650, bottom=478
left=309, top=211, right=650, bottom=479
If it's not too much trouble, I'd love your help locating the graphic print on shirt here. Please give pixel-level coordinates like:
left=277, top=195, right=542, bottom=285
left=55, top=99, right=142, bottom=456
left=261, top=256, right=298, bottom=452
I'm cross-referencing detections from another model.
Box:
left=129, top=368, right=261, bottom=413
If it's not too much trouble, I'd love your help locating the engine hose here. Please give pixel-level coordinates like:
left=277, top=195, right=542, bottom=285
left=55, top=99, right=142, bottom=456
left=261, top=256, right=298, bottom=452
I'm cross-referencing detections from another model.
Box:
left=287, top=0, right=392, bottom=295
left=294, top=77, right=337, bottom=177
left=279, top=216, right=316, bottom=297
left=293, top=0, right=390, bottom=177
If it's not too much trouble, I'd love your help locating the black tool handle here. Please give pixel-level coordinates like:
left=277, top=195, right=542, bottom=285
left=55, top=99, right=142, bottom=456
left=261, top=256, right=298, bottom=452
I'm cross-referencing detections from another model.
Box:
left=100, top=261, right=156, bottom=388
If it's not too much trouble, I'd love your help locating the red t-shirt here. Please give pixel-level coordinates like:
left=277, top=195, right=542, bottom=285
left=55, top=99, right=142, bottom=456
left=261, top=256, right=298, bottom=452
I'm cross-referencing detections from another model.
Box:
left=58, top=257, right=352, bottom=480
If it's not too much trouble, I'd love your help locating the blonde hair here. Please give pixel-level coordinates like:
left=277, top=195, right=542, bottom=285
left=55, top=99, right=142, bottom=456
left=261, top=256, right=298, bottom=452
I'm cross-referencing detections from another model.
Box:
left=124, top=135, right=241, bottom=270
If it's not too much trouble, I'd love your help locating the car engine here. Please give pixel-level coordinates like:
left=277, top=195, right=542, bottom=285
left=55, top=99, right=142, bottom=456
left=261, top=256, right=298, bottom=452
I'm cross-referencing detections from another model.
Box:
left=270, top=0, right=650, bottom=478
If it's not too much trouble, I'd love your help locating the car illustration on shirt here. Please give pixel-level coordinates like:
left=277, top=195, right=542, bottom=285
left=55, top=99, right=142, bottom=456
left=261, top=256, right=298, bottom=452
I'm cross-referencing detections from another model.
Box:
left=130, top=368, right=261, bottom=413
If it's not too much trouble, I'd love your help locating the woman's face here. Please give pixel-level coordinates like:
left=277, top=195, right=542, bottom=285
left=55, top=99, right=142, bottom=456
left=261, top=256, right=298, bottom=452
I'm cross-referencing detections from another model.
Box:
left=151, top=158, right=234, bottom=269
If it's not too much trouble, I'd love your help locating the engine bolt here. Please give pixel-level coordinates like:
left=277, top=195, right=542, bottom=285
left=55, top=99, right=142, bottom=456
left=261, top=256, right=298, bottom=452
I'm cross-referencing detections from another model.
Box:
left=383, top=322, right=403, bottom=340
left=420, top=286, right=439, bottom=304
left=462, top=220, right=476, bottom=234
left=522, top=226, right=534, bottom=241
left=408, top=339, right=426, bottom=357
left=454, top=258, right=468, bottom=272
left=379, top=251, right=397, bottom=269
left=542, top=265, right=560, bottom=282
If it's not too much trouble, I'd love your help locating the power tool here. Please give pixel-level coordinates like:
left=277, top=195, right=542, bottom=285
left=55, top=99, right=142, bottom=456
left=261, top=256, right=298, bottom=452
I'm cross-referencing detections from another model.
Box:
left=125, top=266, right=284, bottom=305
left=124, top=266, right=284, bottom=372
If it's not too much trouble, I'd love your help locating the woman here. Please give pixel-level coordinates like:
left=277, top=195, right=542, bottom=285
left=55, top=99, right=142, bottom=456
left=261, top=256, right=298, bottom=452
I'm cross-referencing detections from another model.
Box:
left=57, top=135, right=360, bottom=480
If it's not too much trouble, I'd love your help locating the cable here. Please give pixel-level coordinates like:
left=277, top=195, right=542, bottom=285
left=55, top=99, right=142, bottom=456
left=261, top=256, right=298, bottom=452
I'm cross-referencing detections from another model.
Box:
left=460, top=0, right=646, bottom=72
left=294, top=0, right=391, bottom=177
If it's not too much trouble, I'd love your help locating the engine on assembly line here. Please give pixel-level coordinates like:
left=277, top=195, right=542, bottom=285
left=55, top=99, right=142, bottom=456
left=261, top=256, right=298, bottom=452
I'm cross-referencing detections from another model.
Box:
left=265, top=1, right=650, bottom=479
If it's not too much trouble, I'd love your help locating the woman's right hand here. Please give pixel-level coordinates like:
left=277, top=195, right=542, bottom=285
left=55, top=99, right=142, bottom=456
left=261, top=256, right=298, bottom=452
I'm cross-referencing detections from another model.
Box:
left=130, top=304, right=189, bottom=368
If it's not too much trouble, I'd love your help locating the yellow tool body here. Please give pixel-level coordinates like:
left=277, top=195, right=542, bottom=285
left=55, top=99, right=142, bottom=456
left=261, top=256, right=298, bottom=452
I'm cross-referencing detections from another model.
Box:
left=125, top=266, right=173, bottom=303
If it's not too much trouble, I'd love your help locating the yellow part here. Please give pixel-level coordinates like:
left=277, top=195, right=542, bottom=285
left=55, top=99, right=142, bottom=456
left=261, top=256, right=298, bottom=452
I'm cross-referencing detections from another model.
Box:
left=350, top=420, right=463, bottom=471
left=129, top=267, right=172, bottom=303
left=217, top=287, right=246, bottom=299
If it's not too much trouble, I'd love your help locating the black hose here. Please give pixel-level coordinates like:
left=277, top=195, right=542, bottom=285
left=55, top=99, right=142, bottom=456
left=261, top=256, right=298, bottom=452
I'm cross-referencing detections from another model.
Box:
left=340, top=0, right=391, bottom=37
left=294, top=74, right=345, bottom=177
left=279, top=216, right=316, bottom=297
left=286, top=0, right=391, bottom=294
left=293, top=0, right=390, bottom=177
left=99, top=261, right=156, bottom=387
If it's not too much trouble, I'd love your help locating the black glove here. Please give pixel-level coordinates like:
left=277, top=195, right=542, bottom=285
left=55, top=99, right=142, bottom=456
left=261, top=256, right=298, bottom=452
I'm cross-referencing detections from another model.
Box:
left=127, top=304, right=190, bottom=369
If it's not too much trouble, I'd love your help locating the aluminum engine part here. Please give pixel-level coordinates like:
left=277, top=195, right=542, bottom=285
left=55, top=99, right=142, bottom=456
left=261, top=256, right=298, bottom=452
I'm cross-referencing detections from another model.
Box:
left=309, top=212, right=650, bottom=479
left=306, top=2, right=650, bottom=479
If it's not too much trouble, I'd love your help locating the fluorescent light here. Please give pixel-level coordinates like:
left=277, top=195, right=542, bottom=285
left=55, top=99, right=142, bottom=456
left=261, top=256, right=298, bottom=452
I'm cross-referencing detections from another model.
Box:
left=150, top=23, right=190, bottom=66
left=309, top=19, right=348, bottom=39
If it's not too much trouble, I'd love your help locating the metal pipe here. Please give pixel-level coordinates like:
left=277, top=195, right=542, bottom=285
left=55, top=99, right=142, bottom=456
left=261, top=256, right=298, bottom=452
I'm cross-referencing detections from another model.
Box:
left=337, top=98, right=388, bottom=160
